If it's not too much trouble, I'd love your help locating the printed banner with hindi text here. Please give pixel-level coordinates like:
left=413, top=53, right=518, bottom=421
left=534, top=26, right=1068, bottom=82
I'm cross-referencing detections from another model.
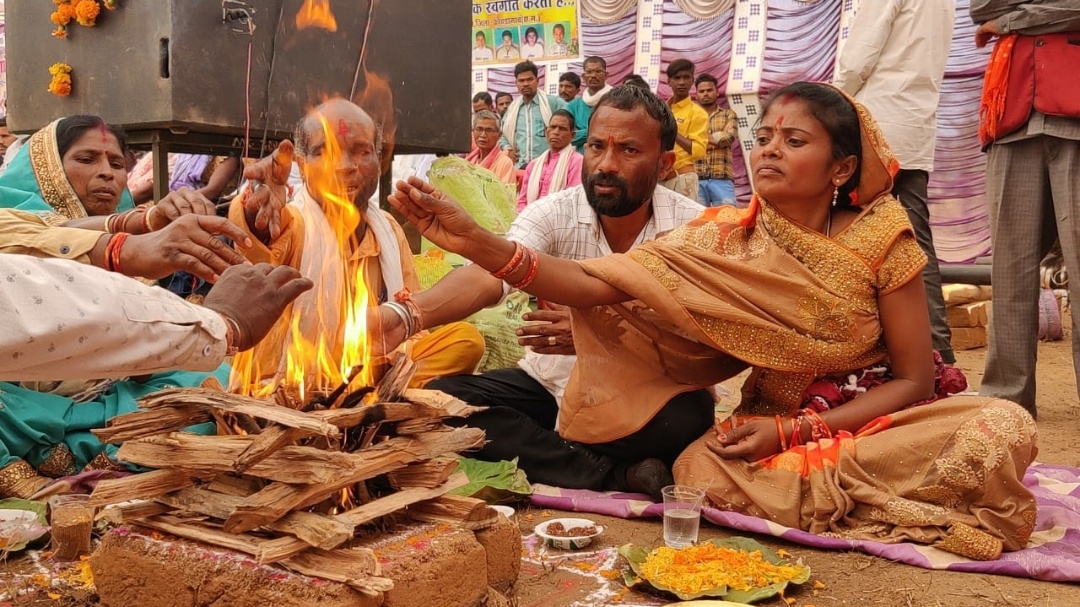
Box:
left=472, top=0, right=579, bottom=67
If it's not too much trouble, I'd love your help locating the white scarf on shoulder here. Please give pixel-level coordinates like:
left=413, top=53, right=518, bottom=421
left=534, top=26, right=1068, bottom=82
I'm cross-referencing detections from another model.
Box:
left=501, top=93, right=553, bottom=146
left=525, top=148, right=573, bottom=206
left=582, top=84, right=613, bottom=108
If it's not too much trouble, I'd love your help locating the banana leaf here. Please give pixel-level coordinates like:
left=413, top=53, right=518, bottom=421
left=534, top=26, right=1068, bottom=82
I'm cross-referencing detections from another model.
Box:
left=618, top=537, right=810, bottom=603
left=449, top=457, right=532, bottom=504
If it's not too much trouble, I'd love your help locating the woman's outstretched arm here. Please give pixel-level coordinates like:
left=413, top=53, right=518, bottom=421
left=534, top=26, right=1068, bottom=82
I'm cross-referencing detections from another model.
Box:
left=389, top=177, right=632, bottom=308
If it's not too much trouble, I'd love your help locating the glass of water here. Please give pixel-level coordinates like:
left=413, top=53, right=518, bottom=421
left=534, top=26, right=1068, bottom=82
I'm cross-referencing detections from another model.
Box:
left=662, top=485, right=705, bottom=548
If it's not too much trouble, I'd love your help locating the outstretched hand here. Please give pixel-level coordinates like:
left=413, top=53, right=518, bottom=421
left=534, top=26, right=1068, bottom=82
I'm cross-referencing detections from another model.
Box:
left=387, top=177, right=483, bottom=257
left=204, top=263, right=314, bottom=351
left=242, top=140, right=295, bottom=241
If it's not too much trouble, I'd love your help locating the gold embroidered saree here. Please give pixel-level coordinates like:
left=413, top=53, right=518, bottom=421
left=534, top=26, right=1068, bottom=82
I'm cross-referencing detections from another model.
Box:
left=556, top=89, right=1037, bottom=559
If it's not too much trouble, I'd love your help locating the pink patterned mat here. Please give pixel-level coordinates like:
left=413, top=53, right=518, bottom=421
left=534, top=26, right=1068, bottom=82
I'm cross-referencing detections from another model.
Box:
left=530, top=462, right=1080, bottom=583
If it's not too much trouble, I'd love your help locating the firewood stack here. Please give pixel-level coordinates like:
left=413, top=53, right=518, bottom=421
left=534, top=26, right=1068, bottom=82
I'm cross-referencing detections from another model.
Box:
left=87, top=355, right=491, bottom=600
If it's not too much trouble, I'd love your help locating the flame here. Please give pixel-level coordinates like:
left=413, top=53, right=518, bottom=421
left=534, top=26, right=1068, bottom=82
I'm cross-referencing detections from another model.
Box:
left=296, top=0, right=338, bottom=32
left=354, top=68, right=397, bottom=175
left=230, top=111, right=372, bottom=403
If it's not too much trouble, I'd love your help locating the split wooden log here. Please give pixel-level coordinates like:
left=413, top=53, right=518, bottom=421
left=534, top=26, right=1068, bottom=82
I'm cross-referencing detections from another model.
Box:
left=137, top=515, right=393, bottom=594
left=402, top=389, right=483, bottom=418
left=386, top=457, right=459, bottom=489
left=409, top=494, right=499, bottom=530
left=223, top=428, right=484, bottom=533
left=116, top=433, right=397, bottom=485
left=233, top=425, right=308, bottom=473
left=336, top=473, right=469, bottom=528
left=93, top=405, right=211, bottom=443
left=95, top=500, right=173, bottom=525
left=135, top=389, right=341, bottom=438
left=232, top=473, right=471, bottom=560
left=157, top=487, right=354, bottom=550
left=372, top=353, right=417, bottom=402
left=88, top=469, right=202, bottom=507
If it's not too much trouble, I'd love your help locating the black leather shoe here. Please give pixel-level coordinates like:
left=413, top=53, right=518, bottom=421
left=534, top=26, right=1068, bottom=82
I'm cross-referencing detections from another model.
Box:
left=625, top=458, right=673, bottom=503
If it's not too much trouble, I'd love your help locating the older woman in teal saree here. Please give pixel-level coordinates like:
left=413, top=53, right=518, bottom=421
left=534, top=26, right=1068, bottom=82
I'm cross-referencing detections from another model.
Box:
left=0, top=115, right=227, bottom=499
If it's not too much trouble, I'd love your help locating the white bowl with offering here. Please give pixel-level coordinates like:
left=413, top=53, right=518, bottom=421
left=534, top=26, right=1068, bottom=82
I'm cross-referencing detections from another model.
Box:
left=534, top=517, right=604, bottom=550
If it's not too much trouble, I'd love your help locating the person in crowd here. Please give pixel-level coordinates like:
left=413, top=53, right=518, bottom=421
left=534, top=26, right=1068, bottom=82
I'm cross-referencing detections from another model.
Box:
left=496, top=30, right=520, bottom=61
left=0, top=257, right=311, bottom=382
left=0, top=117, right=255, bottom=497
left=0, top=255, right=310, bottom=499
left=558, top=71, right=581, bottom=102
left=970, top=0, right=1080, bottom=418
left=517, top=109, right=583, bottom=211
left=693, top=74, right=738, bottom=207
left=567, top=56, right=613, bottom=152
left=660, top=59, right=708, bottom=200
left=622, top=74, right=650, bottom=90
left=128, top=153, right=242, bottom=206
left=495, top=92, right=514, bottom=119
left=520, top=26, right=545, bottom=59
left=232, top=98, right=484, bottom=393
left=473, top=31, right=495, bottom=62
left=550, top=24, right=571, bottom=57
left=500, top=61, right=567, bottom=169
left=466, top=110, right=517, bottom=186
left=388, top=82, right=1036, bottom=560
left=0, top=116, right=19, bottom=169
left=472, top=92, right=495, bottom=114
left=0, top=116, right=248, bottom=284
left=836, top=0, right=957, bottom=364
left=380, top=86, right=704, bottom=501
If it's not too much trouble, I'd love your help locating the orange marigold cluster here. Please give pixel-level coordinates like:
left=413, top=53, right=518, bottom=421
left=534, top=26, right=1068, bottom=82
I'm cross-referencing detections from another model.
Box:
left=48, top=62, right=73, bottom=98
left=74, top=0, right=101, bottom=27
left=49, top=0, right=117, bottom=38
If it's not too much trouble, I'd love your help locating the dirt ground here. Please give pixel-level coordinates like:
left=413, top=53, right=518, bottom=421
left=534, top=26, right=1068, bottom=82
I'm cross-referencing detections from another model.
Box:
left=2, top=335, right=1079, bottom=606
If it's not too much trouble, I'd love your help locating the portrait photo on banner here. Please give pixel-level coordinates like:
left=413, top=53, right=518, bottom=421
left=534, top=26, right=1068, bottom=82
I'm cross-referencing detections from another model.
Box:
left=471, top=0, right=580, bottom=67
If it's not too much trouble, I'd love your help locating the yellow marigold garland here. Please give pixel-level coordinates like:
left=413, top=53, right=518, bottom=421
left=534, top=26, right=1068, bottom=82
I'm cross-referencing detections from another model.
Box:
left=49, top=0, right=118, bottom=38
left=48, top=62, right=73, bottom=97
left=637, top=543, right=807, bottom=597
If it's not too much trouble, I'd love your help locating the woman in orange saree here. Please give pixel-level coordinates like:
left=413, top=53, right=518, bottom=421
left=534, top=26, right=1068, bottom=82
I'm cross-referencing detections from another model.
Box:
left=388, top=82, right=1036, bottom=561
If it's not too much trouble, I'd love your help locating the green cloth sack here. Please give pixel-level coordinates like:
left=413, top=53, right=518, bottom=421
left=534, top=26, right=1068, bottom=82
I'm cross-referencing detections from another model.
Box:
left=427, top=156, right=517, bottom=235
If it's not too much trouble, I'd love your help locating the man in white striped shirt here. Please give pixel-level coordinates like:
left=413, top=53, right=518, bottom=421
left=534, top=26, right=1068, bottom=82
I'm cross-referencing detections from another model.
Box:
left=379, top=86, right=704, bottom=500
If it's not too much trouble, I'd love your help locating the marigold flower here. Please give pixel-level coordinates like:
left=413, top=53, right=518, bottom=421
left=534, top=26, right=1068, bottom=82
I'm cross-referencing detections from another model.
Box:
left=48, top=63, right=74, bottom=97
left=103, top=0, right=119, bottom=9
left=49, top=62, right=72, bottom=76
left=74, top=0, right=100, bottom=27
left=49, top=78, right=72, bottom=97
left=51, top=26, right=69, bottom=39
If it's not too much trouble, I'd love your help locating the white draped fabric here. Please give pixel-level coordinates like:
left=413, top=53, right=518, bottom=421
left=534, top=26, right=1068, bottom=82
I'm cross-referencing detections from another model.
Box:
left=672, top=0, right=736, bottom=21
left=580, top=0, right=637, bottom=25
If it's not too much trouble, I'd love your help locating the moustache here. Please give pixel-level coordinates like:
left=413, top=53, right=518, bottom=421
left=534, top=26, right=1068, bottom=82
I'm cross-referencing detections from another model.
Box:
left=587, top=172, right=628, bottom=189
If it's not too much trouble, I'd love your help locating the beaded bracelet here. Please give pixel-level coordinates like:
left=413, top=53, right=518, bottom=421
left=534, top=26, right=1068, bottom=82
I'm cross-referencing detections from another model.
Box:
left=510, top=246, right=540, bottom=290
left=491, top=242, right=526, bottom=280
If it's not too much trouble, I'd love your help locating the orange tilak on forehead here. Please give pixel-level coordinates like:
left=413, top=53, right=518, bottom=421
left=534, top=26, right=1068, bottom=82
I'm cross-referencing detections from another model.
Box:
left=775, top=115, right=785, bottom=129
left=99, top=123, right=108, bottom=142
left=337, top=119, right=349, bottom=137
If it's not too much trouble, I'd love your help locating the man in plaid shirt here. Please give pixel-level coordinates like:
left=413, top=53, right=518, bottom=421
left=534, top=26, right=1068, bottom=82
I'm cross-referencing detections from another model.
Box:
left=694, top=74, right=738, bottom=207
